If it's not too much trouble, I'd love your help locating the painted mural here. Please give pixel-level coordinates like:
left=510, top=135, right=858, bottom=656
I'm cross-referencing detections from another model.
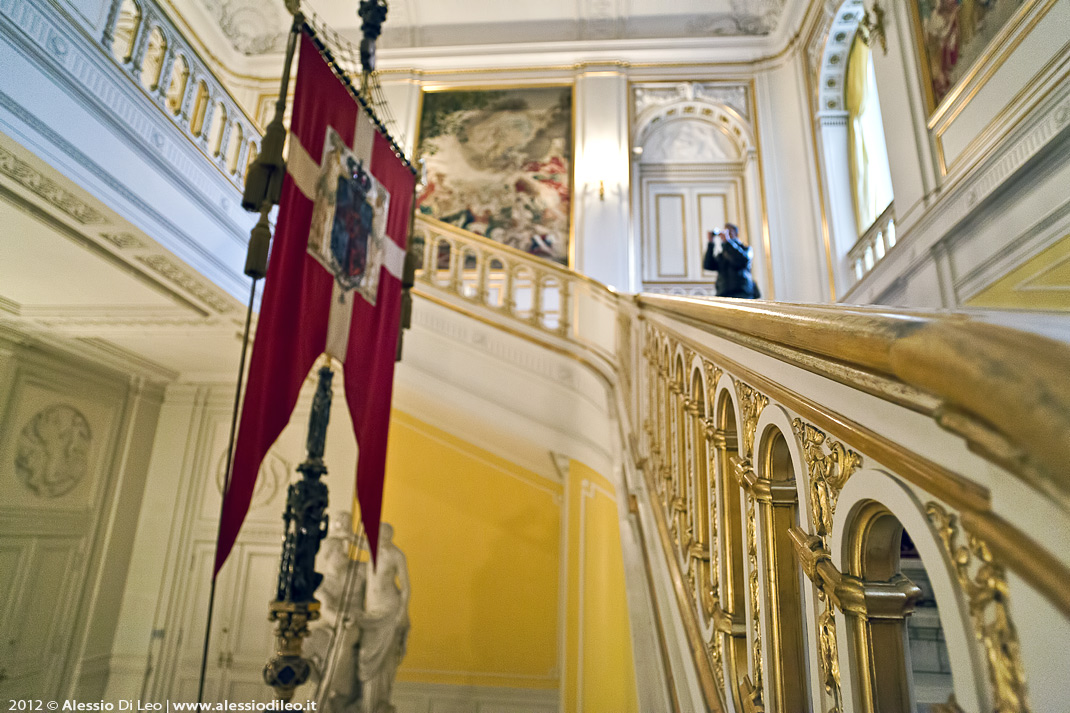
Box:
left=914, top=0, right=1026, bottom=107
left=416, top=86, right=572, bottom=265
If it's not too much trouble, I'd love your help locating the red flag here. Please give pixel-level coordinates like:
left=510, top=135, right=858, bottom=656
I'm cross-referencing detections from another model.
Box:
left=215, top=31, right=415, bottom=575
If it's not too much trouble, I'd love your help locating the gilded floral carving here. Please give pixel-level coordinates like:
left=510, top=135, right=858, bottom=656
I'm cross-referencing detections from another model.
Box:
left=792, top=418, right=862, bottom=541
left=927, top=503, right=1032, bottom=713
left=735, top=380, right=768, bottom=459
left=746, top=491, right=764, bottom=696
left=792, top=418, right=859, bottom=713
left=816, top=597, right=842, bottom=712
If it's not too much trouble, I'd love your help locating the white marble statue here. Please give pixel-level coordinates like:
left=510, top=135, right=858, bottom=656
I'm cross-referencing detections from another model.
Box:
left=323, top=522, right=410, bottom=713
left=353, top=522, right=410, bottom=713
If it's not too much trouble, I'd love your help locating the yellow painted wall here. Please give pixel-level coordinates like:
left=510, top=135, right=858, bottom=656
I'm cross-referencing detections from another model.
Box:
left=379, top=410, right=562, bottom=689
left=565, top=460, right=639, bottom=713
left=966, top=233, right=1070, bottom=311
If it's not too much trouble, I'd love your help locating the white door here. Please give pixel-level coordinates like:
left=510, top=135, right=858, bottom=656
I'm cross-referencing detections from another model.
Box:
left=163, top=541, right=280, bottom=704
left=641, top=177, right=743, bottom=290
left=0, top=535, right=84, bottom=697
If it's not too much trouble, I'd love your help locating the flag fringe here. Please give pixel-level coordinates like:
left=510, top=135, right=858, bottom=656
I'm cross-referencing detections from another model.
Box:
left=299, top=19, right=417, bottom=177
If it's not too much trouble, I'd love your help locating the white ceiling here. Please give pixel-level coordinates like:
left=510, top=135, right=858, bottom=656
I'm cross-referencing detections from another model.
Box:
left=189, top=0, right=791, bottom=57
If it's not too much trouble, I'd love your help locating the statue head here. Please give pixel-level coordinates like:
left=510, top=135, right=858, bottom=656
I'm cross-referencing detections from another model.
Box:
left=330, top=511, right=353, bottom=537
left=379, top=521, right=394, bottom=543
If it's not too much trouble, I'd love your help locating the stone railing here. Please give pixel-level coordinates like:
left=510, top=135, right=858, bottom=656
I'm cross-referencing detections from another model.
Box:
left=411, top=220, right=1070, bottom=713
left=412, top=214, right=620, bottom=370
left=847, top=202, right=896, bottom=286
left=98, top=0, right=261, bottom=189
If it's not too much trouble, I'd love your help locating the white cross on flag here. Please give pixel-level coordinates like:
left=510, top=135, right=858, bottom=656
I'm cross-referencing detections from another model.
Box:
left=215, top=32, right=416, bottom=574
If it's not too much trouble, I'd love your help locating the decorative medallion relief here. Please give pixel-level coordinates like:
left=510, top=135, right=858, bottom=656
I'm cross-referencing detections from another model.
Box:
left=926, top=503, right=1032, bottom=713
left=216, top=449, right=289, bottom=509
left=15, top=405, right=93, bottom=498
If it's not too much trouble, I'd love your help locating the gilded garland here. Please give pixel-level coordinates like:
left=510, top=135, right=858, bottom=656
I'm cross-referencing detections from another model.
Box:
left=926, top=503, right=1032, bottom=713
left=792, top=418, right=860, bottom=713
left=745, top=489, right=764, bottom=697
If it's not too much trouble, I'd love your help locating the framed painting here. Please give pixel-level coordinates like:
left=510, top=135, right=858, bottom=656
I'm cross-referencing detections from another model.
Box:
left=415, top=85, right=573, bottom=266
left=910, top=0, right=1029, bottom=115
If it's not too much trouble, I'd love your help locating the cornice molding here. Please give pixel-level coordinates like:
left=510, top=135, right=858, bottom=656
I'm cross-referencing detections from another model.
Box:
left=0, top=143, right=240, bottom=318
left=0, top=0, right=255, bottom=298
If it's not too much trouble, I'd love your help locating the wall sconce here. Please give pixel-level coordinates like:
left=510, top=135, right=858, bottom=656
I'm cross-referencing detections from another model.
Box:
left=860, top=1, right=888, bottom=55
left=598, top=180, right=605, bottom=201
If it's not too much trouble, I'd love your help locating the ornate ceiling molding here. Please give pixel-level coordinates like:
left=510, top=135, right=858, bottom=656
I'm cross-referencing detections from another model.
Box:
left=632, top=82, right=757, bottom=158
left=192, top=0, right=791, bottom=58
left=808, top=0, right=865, bottom=113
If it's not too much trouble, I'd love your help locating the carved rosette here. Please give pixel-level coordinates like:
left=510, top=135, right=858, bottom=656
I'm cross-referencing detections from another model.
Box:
left=746, top=490, right=764, bottom=696
left=926, top=503, right=1032, bottom=713
left=735, top=380, right=768, bottom=459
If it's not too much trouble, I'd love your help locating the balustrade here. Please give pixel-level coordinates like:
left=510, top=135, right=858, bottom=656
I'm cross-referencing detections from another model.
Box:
left=412, top=214, right=619, bottom=367
left=848, top=202, right=896, bottom=286
left=98, top=0, right=261, bottom=189
left=412, top=223, right=1070, bottom=712
left=630, top=296, right=1068, bottom=713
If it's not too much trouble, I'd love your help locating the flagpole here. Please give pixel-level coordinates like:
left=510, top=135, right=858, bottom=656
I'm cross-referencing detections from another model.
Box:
left=196, top=276, right=258, bottom=704
left=196, top=13, right=304, bottom=704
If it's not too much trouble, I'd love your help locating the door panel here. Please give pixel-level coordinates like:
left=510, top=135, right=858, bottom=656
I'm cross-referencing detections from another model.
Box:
left=653, top=192, right=688, bottom=277
left=0, top=538, right=80, bottom=697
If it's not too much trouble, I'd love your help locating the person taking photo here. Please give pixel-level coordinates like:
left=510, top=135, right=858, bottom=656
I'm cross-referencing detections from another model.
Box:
left=703, top=223, right=761, bottom=299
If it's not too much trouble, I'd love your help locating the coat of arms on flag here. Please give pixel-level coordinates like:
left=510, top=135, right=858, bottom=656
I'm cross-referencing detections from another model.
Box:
left=309, top=127, right=391, bottom=306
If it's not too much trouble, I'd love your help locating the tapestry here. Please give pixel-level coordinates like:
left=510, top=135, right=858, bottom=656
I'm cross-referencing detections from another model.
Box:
left=914, top=0, right=1025, bottom=107
left=416, top=86, right=572, bottom=265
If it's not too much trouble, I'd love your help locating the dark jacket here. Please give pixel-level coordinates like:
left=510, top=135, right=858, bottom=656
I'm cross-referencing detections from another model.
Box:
left=704, top=237, right=760, bottom=299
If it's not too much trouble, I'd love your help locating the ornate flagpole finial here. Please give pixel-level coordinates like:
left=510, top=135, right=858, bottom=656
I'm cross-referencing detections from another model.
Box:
left=264, top=366, right=334, bottom=702
left=358, top=0, right=388, bottom=74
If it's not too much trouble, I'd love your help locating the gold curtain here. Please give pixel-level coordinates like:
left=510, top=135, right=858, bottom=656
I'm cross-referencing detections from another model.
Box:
left=846, top=34, right=871, bottom=234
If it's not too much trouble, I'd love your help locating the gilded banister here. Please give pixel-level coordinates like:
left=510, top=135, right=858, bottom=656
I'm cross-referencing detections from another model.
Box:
left=637, top=294, right=1070, bottom=514
left=404, top=220, right=1068, bottom=712
left=633, top=307, right=1068, bottom=713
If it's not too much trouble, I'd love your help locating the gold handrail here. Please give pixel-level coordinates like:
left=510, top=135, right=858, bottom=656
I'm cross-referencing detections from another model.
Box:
left=638, top=293, right=1070, bottom=511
